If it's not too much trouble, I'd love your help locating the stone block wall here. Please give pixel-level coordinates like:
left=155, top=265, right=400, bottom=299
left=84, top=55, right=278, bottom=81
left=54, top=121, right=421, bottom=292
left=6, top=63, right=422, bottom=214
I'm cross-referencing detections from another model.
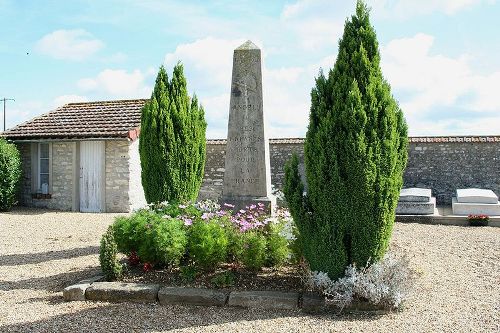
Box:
left=404, top=141, right=500, bottom=204
left=49, top=142, right=75, bottom=210
left=128, top=139, right=146, bottom=210
left=16, top=142, right=75, bottom=210
left=200, top=138, right=500, bottom=205
left=198, top=143, right=226, bottom=200
left=105, top=140, right=130, bottom=212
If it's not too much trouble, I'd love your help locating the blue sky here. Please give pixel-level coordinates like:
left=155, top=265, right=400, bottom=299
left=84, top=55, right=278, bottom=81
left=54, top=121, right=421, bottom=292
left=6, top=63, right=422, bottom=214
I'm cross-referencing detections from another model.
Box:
left=1, top=0, right=499, bottom=138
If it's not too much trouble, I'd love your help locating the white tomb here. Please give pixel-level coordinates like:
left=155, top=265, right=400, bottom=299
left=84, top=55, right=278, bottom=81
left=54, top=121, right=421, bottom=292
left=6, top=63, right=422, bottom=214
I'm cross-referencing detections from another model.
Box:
left=396, top=188, right=436, bottom=215
left=452, top=188, right=500, bottom=216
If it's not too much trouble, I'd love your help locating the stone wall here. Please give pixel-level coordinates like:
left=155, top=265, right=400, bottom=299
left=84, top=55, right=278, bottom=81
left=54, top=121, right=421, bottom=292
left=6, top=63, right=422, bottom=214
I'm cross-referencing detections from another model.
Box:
left=128, top=139, right=146, bottom=210
left=200, top=138, right=500, bottom=205
left=105, top=140, right=130, bottom=213
left=49, top=142, right=75, bottom=210
left=16, top=142, right=76, bottom=210
left=404, top=141, right=500, bottom=204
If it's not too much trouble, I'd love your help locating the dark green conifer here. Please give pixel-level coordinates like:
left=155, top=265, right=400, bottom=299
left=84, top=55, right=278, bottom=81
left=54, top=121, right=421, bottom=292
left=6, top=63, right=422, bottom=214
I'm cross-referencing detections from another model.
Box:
left=284, top=0, right=408, bottom=279
left=140, top=64, right=207, bottom=203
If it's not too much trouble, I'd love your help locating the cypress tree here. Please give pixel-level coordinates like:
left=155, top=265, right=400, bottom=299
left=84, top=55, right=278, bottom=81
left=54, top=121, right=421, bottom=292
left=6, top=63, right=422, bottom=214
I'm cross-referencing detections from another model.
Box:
left=139, top=64, right=207, bottom=203
left=284, top=0, right=408, bottom=280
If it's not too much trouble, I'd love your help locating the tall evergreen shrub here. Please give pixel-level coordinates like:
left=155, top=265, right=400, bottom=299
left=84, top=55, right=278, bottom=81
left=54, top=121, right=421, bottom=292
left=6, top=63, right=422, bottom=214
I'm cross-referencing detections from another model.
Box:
left=0, top=138, right=21, bottom=211
left=139, top=64, right=207, bottom=203
left=284, top=1, right=408, bottom=280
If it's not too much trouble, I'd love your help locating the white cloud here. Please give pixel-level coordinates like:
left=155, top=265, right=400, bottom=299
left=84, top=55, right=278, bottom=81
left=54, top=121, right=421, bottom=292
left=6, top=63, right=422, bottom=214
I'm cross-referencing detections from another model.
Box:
left=381, top=33, right=472, bottom=115
left=162, top=37, right=332, bottom=138
left=280, top=1, right=349, bottom=51
left=165, top=37, right=246, bottom=93
left=52, top=95, right=88, bottom=107
left=370, top=0, right=497, bottom=17
left=35, top=29, right=104, bottom=61
left=77, top=69, right=152, bottom=98
left=381, top=33, right=500, bottom=135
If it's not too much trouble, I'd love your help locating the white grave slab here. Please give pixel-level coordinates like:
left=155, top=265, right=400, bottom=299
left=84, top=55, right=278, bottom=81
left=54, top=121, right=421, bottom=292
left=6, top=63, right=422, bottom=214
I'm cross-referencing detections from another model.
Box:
left=396, top=197, right=436, bottom=215
left=456, top=188, right=498, bottom=204
left=452, top=198, right=500, bottom=216
left=399, top=188, right=432, bottom=202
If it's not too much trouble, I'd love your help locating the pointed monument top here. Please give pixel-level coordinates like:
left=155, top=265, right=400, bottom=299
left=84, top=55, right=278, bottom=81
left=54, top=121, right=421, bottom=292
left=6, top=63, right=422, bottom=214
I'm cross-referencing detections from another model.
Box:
left=236, top=40, right=260, bottom=50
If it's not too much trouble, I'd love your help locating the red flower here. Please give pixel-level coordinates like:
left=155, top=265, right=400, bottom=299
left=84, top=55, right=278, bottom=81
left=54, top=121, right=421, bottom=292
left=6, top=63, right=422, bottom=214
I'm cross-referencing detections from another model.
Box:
left=143, top=262, right=153, bottom=272
left=128, top=251, right=140, bottom=266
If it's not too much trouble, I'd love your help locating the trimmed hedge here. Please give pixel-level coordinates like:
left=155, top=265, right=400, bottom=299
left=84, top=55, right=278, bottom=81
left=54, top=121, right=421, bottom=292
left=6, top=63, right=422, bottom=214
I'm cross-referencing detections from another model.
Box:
left=0, top=138, right=21, bottom=211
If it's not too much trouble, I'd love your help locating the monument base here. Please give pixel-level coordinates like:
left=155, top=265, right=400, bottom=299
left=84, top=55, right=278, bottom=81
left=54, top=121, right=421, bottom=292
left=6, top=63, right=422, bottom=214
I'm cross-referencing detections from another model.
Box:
left=220, top=195, right=276, bottom=215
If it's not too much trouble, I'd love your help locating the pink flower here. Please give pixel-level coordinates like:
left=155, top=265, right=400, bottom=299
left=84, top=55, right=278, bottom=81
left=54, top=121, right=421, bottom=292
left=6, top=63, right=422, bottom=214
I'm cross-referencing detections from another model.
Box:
left=223, top=203, right=235, bottom=208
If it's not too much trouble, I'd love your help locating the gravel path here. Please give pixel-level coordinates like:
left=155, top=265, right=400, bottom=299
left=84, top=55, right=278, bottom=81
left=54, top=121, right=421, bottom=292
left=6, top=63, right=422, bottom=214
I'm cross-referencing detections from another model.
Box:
left=0, top=207, right=499, bottom=332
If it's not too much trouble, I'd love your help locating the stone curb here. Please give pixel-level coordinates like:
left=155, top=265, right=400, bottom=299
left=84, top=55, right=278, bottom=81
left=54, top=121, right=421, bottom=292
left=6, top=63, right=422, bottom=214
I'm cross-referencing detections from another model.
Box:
left=85, top=282, right=160, bottom=303
left=228, top=290, right=299, bottom=310
left=158, top=287, right=227, bottom=307
left=63, top=281, right=389, bottom=313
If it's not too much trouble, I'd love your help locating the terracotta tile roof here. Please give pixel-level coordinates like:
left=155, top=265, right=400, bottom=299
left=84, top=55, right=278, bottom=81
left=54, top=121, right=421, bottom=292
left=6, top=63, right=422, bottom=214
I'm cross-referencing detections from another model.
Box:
left=1, top=99, right=498, bottom=144
left=1, top=99, right=147, bottom=140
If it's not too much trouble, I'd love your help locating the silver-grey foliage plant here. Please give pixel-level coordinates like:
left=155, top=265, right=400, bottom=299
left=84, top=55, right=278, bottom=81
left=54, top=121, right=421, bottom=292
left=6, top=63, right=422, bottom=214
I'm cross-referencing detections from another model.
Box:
left=307, top=252, right=415, bottom=310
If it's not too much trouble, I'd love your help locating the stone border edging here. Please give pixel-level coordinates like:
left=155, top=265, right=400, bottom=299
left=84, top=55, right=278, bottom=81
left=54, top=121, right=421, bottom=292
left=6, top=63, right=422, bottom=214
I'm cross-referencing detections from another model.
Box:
left=63, top=278, right=389, bottom=313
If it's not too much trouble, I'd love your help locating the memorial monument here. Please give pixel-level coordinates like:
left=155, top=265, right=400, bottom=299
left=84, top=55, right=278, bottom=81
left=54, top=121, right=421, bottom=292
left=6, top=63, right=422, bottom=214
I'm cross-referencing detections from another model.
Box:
left=221, top=40, right=275, bottom=212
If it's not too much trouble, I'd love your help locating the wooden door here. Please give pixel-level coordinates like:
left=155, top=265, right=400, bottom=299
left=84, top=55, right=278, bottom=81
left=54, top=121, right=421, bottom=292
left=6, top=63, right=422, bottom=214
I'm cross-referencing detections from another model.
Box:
left=80, top=141, right=105, bottom=212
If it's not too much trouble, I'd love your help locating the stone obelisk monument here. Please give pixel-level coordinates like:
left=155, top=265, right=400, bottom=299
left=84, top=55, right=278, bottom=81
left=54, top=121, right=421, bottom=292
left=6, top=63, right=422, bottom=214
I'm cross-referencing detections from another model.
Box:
left=221, top=40, right=275, bottom=212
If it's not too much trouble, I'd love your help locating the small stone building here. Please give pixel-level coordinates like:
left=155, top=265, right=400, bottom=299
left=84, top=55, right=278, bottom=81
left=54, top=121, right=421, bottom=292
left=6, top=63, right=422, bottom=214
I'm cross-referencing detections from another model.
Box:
left=1, top=99, right=147, bottom=212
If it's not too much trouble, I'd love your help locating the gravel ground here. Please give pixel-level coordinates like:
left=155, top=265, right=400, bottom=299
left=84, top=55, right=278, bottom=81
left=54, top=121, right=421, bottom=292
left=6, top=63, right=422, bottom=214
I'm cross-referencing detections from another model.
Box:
left=0, top=207, right=499, bottom=333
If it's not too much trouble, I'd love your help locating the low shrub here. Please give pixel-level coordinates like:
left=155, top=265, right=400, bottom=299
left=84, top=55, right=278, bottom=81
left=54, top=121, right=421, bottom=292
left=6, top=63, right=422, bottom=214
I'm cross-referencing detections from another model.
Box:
left=0, top=138, right=21, bottom=211
left=107, top=200, right=300, bottom=275
left=239, top=231, right=267, bottom=270
left=307, top=252, right=416, bottom=310
left=113, top=210, right=187, bottom=266
left=188, top=219, right=229, bottom=270
left=211, top=271, right=235, bottom=288
left=266, top=221, right=290, bottom=267
left=99, top=226, right=122, bottom=281
left=180, top=265, right=198, bottom=283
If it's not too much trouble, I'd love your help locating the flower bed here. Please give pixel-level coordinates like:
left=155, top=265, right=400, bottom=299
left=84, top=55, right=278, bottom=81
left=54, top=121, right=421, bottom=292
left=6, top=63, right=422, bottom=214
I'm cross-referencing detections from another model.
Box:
left=467, top=214, right=489, bottom=226
left=105, top=200, right=301, bottom=285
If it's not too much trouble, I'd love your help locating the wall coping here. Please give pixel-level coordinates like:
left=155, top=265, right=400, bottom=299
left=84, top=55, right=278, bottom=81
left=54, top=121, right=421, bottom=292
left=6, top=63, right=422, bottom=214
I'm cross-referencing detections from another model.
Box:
left=206, top=136, right=500, bottom=145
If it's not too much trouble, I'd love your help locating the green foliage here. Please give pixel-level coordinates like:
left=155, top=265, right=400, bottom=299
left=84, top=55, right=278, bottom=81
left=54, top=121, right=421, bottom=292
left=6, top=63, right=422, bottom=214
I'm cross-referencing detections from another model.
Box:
left=180, top=265, right=198, bottom=283
left=108, top=202, right=298, bottom=275
left=284, top=1, right=408, bottom=280
left=238, top=231, right=267, bottom=271
left=188, top=219, right=229, bottom=270
left=139, top=63, right=207, bottom=204
left=0, top=138, right=21, bottom=211
left=99, top=226, right=123, bottom=281
left=112, top=210, right=187, bottom=266
left=211, top=271, right=235, bottom=288
left=266, top=222, right=290, bottom=267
